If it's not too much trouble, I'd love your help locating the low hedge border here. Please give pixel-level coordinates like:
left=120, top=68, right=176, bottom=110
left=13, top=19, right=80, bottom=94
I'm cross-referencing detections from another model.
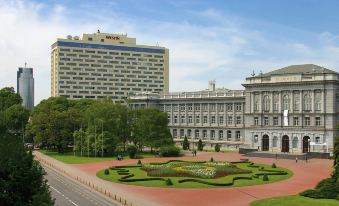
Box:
left=149, top=160, right=206, bottom=165
left=178, top=176, right=253, bottom=186
left=108, top=160, right=289, bottom=186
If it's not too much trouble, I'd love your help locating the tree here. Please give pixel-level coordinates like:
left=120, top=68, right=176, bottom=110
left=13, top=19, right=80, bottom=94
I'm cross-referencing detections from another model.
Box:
left=197, top=139, right=204, bottom=151
left=0, top=136, right=54, bottom=205
left=300, top=136, right=339, bottom=200
left=0, top=87, right=22, bottom=111
left=183, top=135, right=189, bottom=150
left=28, top=97, right=82, bottom=153
left=0, top=86, right=53, bottom=205
left=215, top=144, right=221, bottom=152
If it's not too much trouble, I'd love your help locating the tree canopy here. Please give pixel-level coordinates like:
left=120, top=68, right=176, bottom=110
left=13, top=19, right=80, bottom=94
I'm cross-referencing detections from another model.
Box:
left=27, top=97, right=173, bottom=155
left=0, top=87, right=53, bottom=205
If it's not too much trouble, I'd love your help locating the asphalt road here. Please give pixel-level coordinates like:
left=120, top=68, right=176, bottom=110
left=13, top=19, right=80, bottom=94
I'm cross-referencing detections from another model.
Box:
left=44, top=166, right=118, bottom=206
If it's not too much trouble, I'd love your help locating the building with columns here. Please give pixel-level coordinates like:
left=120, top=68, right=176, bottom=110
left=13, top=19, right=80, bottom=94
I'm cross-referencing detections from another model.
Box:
left=129, top=64, right=339, bottom=154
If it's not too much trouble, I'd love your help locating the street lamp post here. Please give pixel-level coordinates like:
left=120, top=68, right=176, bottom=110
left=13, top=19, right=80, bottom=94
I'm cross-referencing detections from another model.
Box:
left=80, top=124, right=83, bottom=157
left=98, top=119, right=104, bottom=158
left=94, top=123, right=97, bottom=157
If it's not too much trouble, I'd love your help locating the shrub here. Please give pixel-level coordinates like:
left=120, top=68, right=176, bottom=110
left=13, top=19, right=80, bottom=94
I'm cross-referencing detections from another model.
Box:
left=300, top=178, right=339, bottom=200
left=210, top=157, right=214, bottom=162
left=183, top=136, right=189, bottom=150
left=137, top=160, right=142, bottom=165
left=214, top=144, right=220, bottom=152
left=159, top=146, right=181, bottom=157
left=104, top=169, right=110, bottom=175
left=272, top=163, right=277, bottom=168
left=127, top=145, right=138, bottom=159
left=166, top=178, right=173, bottom=186
left=197, top=139, right=204, bottom=151
left=263, top=174, right=269, bottom=181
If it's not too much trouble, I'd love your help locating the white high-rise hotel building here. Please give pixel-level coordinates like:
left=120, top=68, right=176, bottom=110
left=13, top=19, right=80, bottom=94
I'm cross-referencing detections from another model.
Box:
left=51, top=31, right=169, bottom=102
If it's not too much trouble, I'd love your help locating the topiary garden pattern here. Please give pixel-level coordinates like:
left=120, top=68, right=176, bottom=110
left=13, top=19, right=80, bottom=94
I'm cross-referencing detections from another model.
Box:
left=99, top=159, right=291, bottom=188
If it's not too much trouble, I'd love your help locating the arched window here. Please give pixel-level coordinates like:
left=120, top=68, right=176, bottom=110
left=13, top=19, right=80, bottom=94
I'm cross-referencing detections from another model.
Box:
left=315, top=92, right=321, bottom=111
left=283, top=94, right=290, bottom=110
left=273, top=136, right=278, bottom=147
left=315, top=137, right=321, bottom=143
left=263, top=95, right=270, bottom=111
left=219, top=130, right=223, bottom=140
left=293, top=92, right=300, bottom=111
left=292, top=137, right=298, bottom=148
left=303, top=94, right=312, bottom=111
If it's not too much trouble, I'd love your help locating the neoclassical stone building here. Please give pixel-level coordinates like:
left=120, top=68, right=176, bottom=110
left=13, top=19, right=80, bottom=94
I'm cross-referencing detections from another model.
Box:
left=129, top=64, right=339, bottom=154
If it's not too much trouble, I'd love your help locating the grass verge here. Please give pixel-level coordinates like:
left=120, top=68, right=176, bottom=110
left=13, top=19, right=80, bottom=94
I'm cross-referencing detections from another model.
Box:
left=251, top=195, right=339, bottom=206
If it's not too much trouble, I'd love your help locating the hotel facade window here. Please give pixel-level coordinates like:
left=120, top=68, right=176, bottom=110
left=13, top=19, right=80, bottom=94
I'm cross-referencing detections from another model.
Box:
left=273, top=117, right=279, bottom=126
left=254, top=117, right=259, bottom=125
left=305, top=117, right=310, bottom=126
left=273, top=93, right=279, bottom=111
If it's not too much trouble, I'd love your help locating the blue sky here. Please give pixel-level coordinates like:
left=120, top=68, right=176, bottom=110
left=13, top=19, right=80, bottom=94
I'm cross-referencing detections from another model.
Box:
left=0, top=0, right=338, bottom=103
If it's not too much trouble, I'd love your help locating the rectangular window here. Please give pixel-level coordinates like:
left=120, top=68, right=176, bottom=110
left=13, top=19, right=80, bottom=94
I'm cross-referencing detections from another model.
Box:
left=227, top=130, right=232, bottom=141
left=315, top=117, right=321, bottom=126
left=194, top=104, right=200, bottom=111
left=203, top=130, right=207, bottom=139
left=195, top=115, right=200, bottom=124
left=187, top=129, right=191, bottom=138
left=202, top=104, right=208, bottom=111
left=210, top=130, right=215, bottom=140
left=236, top=131, right=241, bottom=141
left=180, top=104, right=185, bottom=111
left=219, top=116, right=224, bottom=124
left=203, top=116, right=208, bottom=124
left=172, top=129, right=177, bottom=137
left=174, top=115, right=178, bottom=123
left=254, top=117, right=259, bottom=126
left=217, top=104, right=224, bottom=112
left=180, top=129, right=184, bottom=137
left=210, top=104, right=216, bottom=111
left=211, top=116, right=216, bottom=124
left=273, top=117, right=279, bottom=126
left=228, top=116, right=233, bottom=125
left=293, top=117, right=299, bottom=126
left=181, top=115, right=185, bottom=123
left=236, top=116, right=242, bottom=124
left=305, top=117, right=310, bottom=126
left=227, top=104, right=233, bottom=111
left=236, top=104, right=242, bottom=111
left=187, top=104, right=193, bottom=111
left=264, top=117, right=269, bottom=126
left=188, top=116, right=193, bottom=124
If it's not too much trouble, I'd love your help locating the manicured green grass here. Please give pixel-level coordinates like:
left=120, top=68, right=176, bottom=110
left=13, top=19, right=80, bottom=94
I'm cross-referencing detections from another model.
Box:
left=39, top=150, right=157, bottom=164
left=251, top=195, right=339, bottom=206
left=97, top=161, right=293, bottom=188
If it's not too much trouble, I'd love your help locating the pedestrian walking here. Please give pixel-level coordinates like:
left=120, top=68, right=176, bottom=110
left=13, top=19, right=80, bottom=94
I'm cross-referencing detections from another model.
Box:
left=295, top=157, right=298, bottom=163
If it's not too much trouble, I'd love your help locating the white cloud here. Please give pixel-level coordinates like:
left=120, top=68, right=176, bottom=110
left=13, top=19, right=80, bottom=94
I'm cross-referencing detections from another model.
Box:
left=0, top=0, right=338, bottom=105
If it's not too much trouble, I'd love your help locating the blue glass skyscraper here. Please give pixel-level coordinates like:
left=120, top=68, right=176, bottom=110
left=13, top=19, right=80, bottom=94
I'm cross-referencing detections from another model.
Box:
left=17, top=66, right=34, bottom=110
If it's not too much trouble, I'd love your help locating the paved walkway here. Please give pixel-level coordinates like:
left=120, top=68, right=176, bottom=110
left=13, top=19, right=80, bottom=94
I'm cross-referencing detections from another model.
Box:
left=37, top=151, right=333, bottom=206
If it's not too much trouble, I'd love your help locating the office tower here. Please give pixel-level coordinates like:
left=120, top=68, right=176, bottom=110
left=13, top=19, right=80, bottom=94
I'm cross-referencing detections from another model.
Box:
left=17, top=65, right=34, bottom=110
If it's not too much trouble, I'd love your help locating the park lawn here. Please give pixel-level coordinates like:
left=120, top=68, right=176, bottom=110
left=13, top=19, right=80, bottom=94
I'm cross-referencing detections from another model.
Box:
left=251, top=195, right=339, bottom=206
left=97, top=161, right=293, bottom=188
left=39, top=150, right=157, bottom=164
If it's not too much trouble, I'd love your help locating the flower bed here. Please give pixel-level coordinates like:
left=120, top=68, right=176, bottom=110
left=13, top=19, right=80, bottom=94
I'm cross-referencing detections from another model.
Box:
left=141, top=161, right=251, bottom=179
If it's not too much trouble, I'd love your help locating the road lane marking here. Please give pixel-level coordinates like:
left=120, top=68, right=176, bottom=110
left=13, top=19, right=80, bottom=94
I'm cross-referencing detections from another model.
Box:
left=48, top=184, right=79, bottom=206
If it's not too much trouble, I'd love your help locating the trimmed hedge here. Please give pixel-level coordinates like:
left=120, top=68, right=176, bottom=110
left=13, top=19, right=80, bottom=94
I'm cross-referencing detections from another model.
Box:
left=178, top=176, right=253, bottom=186
left=149, top=160, right=206, bottom=165
left=159, top=146, right=181, bottom=157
